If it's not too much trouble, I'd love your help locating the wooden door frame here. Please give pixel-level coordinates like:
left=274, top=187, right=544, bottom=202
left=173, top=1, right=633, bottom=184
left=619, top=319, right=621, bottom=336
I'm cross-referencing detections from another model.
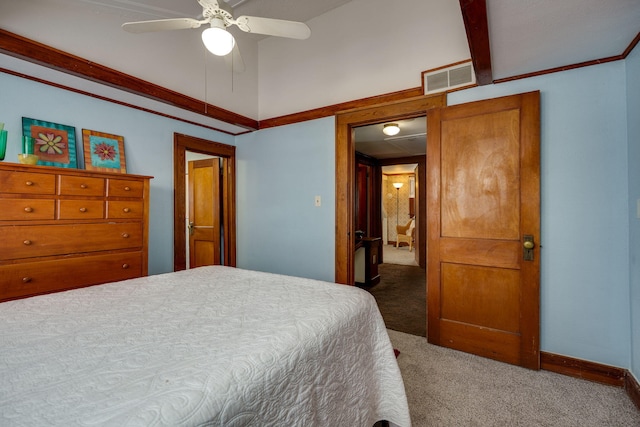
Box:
left=335, top=94, right=445, bottom=284
left=173, top=133, right=236, bottom=271
left=355, top=152, right=382, bottom=241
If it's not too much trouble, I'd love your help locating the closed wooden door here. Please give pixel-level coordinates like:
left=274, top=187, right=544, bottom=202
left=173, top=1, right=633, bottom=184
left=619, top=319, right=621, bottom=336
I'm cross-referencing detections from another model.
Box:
left=188, top=158, right=221, bottom=267
left=427, top=91, right=540, bottom=369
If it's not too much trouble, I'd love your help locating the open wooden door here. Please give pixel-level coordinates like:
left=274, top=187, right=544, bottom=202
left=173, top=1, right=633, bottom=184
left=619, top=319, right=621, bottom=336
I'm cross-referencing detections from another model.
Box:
left=427, top=91, right=541, bottom=369
left=188, top=158, right=221, bottom=267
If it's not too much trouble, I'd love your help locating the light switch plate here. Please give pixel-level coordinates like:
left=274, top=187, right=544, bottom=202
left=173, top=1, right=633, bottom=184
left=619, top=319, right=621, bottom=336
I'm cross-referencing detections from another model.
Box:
left=315, top=195, right=321, bottom=207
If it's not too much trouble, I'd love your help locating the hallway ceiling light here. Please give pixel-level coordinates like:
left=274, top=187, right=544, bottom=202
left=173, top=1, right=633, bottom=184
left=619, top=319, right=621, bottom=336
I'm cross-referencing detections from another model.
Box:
left=383, top=123, right=400, bottom=136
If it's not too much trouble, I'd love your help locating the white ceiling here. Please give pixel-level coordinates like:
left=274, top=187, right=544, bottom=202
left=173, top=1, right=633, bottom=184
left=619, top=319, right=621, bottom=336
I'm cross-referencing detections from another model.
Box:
left=64, top=0, right=638, bottom=79
left=488, top=0, right=639, bottom=80
left=57, top=0, right=353, bottom=38
left=224, top=0, right=352, bottom=28
left=0, top=0, right=638, bottom=149
left=355, top=118, right=426, bottom=160
left=360, top=0, right=639, bottom=160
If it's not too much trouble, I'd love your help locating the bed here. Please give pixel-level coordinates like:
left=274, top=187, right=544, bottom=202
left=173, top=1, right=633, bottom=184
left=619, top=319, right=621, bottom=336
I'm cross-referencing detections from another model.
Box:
left=0, top=266, right=411, bottom=426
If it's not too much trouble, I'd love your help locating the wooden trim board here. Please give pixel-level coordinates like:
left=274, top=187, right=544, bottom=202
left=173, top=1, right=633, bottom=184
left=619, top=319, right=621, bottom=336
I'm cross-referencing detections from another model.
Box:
left=625, top=372, right=640, bottom=411
left=541, top=352, right=626, bottom=387
left=541, top=352, right=640, bottom=410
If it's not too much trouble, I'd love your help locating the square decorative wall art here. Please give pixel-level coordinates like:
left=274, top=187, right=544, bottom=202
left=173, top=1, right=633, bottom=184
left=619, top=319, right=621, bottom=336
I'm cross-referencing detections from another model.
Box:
left=82, top=129, right=126, bottom=173
left=22, top=117, right=77, bottom=168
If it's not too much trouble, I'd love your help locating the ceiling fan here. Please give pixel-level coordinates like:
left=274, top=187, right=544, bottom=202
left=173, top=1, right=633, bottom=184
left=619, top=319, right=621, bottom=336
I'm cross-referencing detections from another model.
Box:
left=122, top=0, right=311, bottom=65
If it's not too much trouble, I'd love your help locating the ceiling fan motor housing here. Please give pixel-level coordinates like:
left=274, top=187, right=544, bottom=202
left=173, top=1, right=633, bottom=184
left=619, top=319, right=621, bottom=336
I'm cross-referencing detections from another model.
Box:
left=200, top=0, right=233, bottom=26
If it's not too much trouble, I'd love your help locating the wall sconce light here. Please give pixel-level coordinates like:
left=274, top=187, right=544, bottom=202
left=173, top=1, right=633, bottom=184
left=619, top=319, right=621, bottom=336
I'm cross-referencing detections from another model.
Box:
left=202, top=18, right=235, bottom=56
left=383, top=123, right=400, bottom=136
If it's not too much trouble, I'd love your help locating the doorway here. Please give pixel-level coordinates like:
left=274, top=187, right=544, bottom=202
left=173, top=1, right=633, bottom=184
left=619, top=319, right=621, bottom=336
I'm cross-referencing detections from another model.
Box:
left=336, top=92, right=540, bottom=369
left=335, top=95, right=443, bottom=284
left=173, top=133, right=236, bottom=271
left=186, top=155, right=222, bottom=268
left=354, top=137, right=425, bottom=336
left=380, top=164, right=420, bottom=267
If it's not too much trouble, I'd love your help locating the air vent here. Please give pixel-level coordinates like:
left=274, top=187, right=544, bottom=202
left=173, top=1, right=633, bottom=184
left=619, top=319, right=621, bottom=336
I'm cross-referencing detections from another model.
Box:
left=422, top=60, right=476, bottom=95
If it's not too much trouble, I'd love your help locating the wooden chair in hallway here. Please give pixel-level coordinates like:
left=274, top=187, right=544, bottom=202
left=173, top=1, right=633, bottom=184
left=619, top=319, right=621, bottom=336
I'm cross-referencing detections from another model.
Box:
left=396, top=218, right=415, bottom=251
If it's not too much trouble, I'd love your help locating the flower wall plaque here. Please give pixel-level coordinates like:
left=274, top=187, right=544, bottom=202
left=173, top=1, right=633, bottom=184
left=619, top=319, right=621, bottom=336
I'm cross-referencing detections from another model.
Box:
left=82, top=129, right=126, bottom=173
left=22, top=117, right=77, bottom=168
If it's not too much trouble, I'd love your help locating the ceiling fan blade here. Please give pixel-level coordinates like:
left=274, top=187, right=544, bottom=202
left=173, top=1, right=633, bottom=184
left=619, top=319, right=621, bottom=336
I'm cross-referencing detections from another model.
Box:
left=234, top=16, right=311, bottom=39
left=122, top=18, right=205, bottom=34
left=224, top=43, right=245, bottom=73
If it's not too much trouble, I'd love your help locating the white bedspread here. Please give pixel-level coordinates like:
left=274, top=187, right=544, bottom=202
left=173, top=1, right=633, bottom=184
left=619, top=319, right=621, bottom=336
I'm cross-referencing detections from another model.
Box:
left=0, top=266, right=411, bottom=426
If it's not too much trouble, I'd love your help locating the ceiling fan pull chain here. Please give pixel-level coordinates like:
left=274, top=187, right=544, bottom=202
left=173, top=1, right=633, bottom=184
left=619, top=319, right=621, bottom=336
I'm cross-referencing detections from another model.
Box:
left=204, top=44, right=208, bottom=114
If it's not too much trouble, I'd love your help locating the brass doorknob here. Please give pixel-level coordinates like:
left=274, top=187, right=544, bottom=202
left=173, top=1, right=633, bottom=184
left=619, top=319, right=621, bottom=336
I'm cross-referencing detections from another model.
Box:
left=523, top=241, right=534, bottom=249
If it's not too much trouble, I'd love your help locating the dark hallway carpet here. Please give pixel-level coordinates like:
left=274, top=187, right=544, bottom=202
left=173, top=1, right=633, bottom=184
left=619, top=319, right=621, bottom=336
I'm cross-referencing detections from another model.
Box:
left=361, top=263, right=426, bottom=337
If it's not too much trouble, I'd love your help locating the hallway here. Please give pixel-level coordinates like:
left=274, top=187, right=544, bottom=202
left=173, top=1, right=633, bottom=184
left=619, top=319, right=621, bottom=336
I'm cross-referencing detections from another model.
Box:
left=360, top=244, right=426, bottom=337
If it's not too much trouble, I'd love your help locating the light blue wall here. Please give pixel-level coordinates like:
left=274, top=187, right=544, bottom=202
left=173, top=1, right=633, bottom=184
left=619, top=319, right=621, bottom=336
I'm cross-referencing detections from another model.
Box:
left=235, top=117, right=336, bottom=282
left=0, top=72, right=234, bottom=275
left=236, top=62, right=633, bottom=368
left=627, top=43, right=640, bottom=381
left=2, top=56, right=636, bottom=371
left=448, top=62, right=631, bottom=368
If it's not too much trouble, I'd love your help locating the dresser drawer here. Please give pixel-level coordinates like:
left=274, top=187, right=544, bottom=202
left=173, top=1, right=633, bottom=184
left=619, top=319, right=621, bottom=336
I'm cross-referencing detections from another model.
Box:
left=107, top=178, right=144, bottom=198
left=0, top=222, right=143, bottom=260
left=107, top=200, right=144, bottom=219
left=0, top=170, right=56, bottom=195
left=0, top=251, right=143, bottom=302
left=58, top=175, right=105, bottom=196
left=0, top=198, right=55, bottom=221
left=58, top=200, right=104, bottom=220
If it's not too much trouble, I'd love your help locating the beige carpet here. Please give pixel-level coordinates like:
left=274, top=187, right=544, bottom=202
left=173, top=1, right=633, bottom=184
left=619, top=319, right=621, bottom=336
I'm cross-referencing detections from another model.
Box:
left=387, top=329, right=640, bottom=426
left=383, top=244, right=418, bottom=266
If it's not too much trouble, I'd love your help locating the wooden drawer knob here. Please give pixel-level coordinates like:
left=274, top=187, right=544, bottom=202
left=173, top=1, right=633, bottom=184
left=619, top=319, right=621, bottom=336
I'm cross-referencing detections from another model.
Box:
left=80, top=184, right=87, bottom=189
left=122, top=263, right=129, bottom=269
left=25, top=181, right=34, bottom=186
left=22, top=277, right=32, bottom=283
left=23, top=240, right=32, bottom=245
left=123, top=207, right=130, bottom=213
left=79, top=207, right=87, bottom=212
left=122, top=233, right=129, bottom=238
left=124, top=186, right=131, bottom=191
left=24, top=207, right=33, bottom=213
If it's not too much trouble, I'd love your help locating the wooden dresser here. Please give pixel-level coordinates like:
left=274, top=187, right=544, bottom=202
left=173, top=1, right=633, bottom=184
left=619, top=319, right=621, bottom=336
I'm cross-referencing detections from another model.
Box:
left=0, top=163, right=152, bottom=302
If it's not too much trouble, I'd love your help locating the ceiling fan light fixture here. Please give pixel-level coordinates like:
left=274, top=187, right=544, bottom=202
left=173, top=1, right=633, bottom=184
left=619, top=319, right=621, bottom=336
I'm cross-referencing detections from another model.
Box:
left=383, top=123, right=400, bottom=136
left=202, top=19, right=235, bottom=56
